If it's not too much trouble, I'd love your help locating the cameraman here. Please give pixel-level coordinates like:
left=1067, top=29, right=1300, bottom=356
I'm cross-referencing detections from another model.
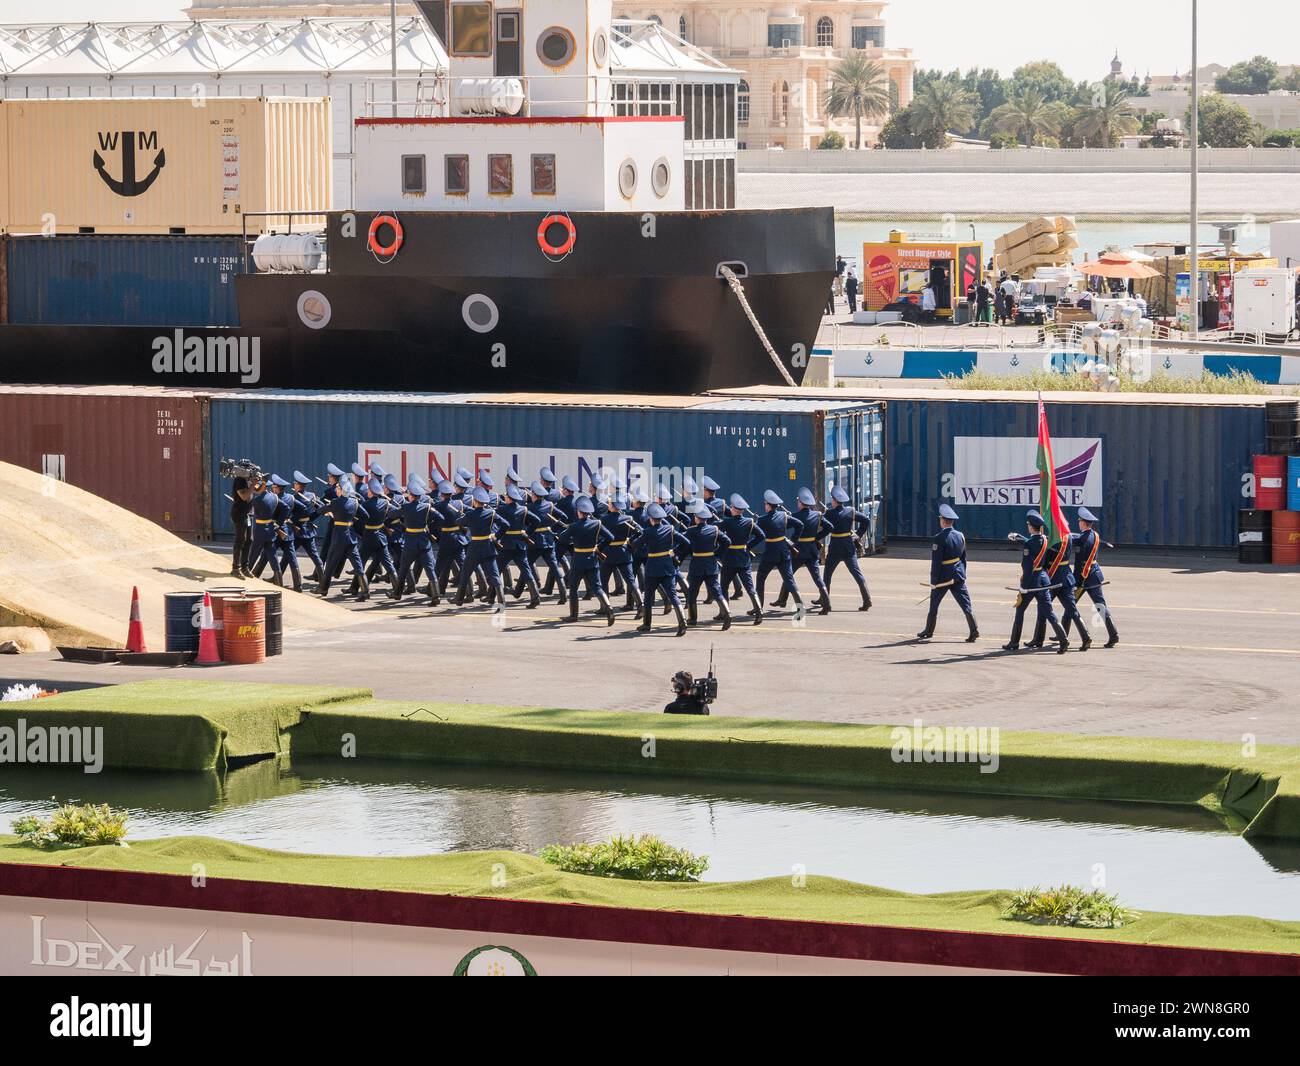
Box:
left=663, top=670, right=709, bottom=716
left=230, top=473, right=256, bottom=578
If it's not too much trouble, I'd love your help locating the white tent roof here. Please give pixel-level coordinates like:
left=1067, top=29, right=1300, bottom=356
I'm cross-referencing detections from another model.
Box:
left=0, top=15, right=734, bottom=80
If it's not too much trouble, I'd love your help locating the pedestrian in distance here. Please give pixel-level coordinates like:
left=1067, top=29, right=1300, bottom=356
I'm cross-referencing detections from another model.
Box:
left=845, top=269, right=860, bottom=314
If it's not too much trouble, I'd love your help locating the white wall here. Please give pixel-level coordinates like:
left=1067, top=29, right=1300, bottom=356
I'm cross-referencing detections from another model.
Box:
left=1270, top=219, right=1300, bottom=270
left=738, top=146, right=1300, bottom=173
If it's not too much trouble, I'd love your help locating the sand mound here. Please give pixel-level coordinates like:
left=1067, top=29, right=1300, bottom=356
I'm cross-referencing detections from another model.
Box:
left=0, top=462, right=357, bottom=648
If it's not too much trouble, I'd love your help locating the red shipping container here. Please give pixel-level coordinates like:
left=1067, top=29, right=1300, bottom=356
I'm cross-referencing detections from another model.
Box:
left=0, top=385, right=208, bottom=538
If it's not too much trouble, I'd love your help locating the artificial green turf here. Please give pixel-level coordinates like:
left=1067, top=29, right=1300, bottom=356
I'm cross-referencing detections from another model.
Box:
left=294, top=699, right=1300, bottom=841
left=0, top=681, right=371, bottom=770
left=2, top=835, right=1297, bottom=957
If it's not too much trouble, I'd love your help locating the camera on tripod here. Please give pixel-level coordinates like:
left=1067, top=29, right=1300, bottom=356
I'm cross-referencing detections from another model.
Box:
left=219, top=456, right=265, bottom=482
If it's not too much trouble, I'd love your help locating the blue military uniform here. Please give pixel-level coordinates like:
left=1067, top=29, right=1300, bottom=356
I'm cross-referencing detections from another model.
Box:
left=683, top=500, right=733, bottom=630
left=250, top=476, right=290, bottom=584
left=599, top=497, right=643, bottom=611
left=359, top=478, right=401, bottom=599
left=396, top=476, right=439, bottom=604
left=317, top=478, right=367, bottom=599
left=318, top=462, right=345, bottom=564
left=497, top=485, right=543, bottom=608
left=720, top=494, right=764, bottom=623
left=431, top=483, right=467, bottom=600
left=287, top=472, right=326, bottom=589
left=1005, top=511, right=1068, bottom=653
left=917, top=503, right=978, bottom=641
left=454, top=487, right=508, bottom=606
left=755, top=491, right=805, bottom=613
left=777, top=487, right=830, bottom=612
left=527, top=480, right=569, bottom=601
left=823, top=487, right=873, bottom=611
left=555, top=495, right=615, bottom=624
left=633, top=503, right=690, bottom=636
left=1029, top=532, right=1092, bottom=650
left=1074, top=507, right=1118, bottom=647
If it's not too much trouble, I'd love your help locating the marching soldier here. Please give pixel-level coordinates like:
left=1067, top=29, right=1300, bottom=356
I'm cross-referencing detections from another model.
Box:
left=289, top=472, right=327, bottom=586
left=555, top=495, right=616, bottom=625
left=250, top=474, right=287, bottom=586
left=359, top=477, right=401, bottom=599
left=1004, top=510, right=1069, bottom=654
left=318, top=462, right=346, bottom=570
left=755, top=490, right=806, bottom=617
left=823, top=486, right=872, bottom=612
left=524, top=479, right=568, bottom=605
left=683, top=500, right=732, bottom=630
left=917, top=504, right=978, bottom=642
left=1074, top=507, right=1119, bottom=648
left=720, top=493, right=764, bottom=624
left=431, top=480, right=467, bottom=601
left=455, top=486, right=508, bottom=607
left=600, top=493, right=643, bottom=612
left=700, top=475, right=726, bottom=521
left=1027, top=526, right=1092, bottom=652
left=633, top=503, right=690, bottom=636
left=397, top=476, right=439, bottom=605
left=497, top=484, right=543, bottom=608
left=774, top=487, right=830, bottom=614
left=317, top=476, right=368, bottom=601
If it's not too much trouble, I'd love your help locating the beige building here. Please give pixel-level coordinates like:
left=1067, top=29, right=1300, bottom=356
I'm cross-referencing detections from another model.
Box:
left=613, top=3, right=914, bottom=149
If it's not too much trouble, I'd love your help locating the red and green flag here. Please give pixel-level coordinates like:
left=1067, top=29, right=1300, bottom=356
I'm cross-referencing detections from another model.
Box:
left=1036, top=394, right=1071, bottom=547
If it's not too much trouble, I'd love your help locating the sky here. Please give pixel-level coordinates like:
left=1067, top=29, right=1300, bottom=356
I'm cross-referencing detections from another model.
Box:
left=0, top=0, right=1296, bottom=83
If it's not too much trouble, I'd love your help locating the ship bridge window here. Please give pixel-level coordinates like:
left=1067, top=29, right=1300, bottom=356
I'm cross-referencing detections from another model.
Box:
left=489, top=154, right=514, bottom=195
left=402, top=154, right=427, bottom=195
left=531, top=154, right=556, bottom=194
left=451, top=2, right=493, bottom=57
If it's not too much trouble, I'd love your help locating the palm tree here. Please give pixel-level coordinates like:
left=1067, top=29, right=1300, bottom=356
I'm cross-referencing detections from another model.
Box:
left=825, top=54, right=891, bottom=149
left=909, top=81, right=977, bottom=147
left=996, top=88, right=1061, bottom=147
left=1074, top=80, right=1139, bottom=147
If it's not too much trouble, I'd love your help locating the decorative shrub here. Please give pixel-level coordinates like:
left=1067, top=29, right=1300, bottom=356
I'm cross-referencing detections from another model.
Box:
left=1003, top=885, right=1138, bottom=929
left=540, top=833, right=709, bottom=882
left=12, top=803, right=129, bottom=848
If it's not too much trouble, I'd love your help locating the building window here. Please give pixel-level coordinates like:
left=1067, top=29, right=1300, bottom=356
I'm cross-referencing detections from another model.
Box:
left=531, top=153, right=556, bottom=195
left=445, top=154, right=469, bottom=194
left=488, top=154, right=513, bottom=195
left=450, top=2, right=492, bottom=57
left=648, top=14, right=662, bottom=25
left=401, top=154, right=426, bottom=194
left=737, top=80, right=750, bottom=125
left=852, top=25, right=884, bottom=49
left=773, top=80, right=789, bottom=124
left=537, top=26, right=576, bottom=67
left=768, top=22, right=802, bottom=48
left=816, top=16, right=833, bottom=47
left=678, top=15, right=687, bottom=40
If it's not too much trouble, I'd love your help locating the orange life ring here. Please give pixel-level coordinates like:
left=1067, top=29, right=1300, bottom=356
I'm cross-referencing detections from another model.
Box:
left=368, top=214, right=403, bottom=258
left=537, top=213, right=576, bottom=257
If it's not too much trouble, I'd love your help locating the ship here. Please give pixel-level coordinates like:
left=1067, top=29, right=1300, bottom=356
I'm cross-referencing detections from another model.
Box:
left=0, top=4, right=833, bottom=394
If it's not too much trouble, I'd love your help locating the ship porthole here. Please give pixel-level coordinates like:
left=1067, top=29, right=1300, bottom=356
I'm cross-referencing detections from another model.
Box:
left=617, top=158, right=638, bottom=199
left=592, top=28, right=608, bottom=68
left=651, top=157, right=671, bottom=198
left=462, top=294, right=499, bottom=334
left=537, top=27, right=576, bottom=68
left=296, top=289, right=332, bottom=330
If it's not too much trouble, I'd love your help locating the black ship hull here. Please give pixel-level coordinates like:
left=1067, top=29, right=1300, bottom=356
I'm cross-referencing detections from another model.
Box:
left=0, top=208, right=833, bottom=393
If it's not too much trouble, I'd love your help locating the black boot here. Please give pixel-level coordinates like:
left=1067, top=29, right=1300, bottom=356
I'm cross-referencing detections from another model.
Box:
left=567, top=593, right=579, bottom=622
left=555, top=577, right=569, bottom=606
left=687, top=600, right=698, bottom=627
left=1104, top=615, right=1119, bottom=648
left=1002, top=619, right=1023, bottom=651
left=791, top=590, right=806, bottom=620
left=356, top=575, right=370, bottom=602
left=965, top=614, right=980, bottom=643
left=748, top=592, right=763, bottom=625
left=672, top=602, right=687, bottom=637
left=917, top=609, right=938, bottom=641
left=716, top=600, right=732, bottom=631
left=525, top=576, right=541, bottom=609
left=597, top=591, right=616, bottom=627
left=858, top=582, right=872, bottom=612
left=817, top=594, right=831, bottom=616
left=637, top=599, right=653, bottom=633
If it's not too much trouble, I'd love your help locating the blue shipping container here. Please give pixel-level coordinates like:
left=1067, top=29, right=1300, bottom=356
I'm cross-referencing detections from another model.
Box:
left=886, top=396, right=1266, bottom=548
left=5, top=234, right=245, bottom=327
left=208, top=391, right=887, bottom=548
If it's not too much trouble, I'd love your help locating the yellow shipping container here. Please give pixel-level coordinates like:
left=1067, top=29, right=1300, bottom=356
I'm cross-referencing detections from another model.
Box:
left=0, top=100, right=9, bottom=234
left=3, top=96, right=331, bottom=235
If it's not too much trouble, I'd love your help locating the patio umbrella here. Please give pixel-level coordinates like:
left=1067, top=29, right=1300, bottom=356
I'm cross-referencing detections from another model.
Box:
left=1075, top=254, right=1161, bottom=280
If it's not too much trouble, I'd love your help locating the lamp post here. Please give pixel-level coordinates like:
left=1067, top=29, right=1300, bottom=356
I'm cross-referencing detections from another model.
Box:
left=1188, top=0, right=1199, bottom=338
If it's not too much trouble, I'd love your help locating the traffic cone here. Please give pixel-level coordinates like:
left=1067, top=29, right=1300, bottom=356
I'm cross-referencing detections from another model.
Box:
left=195, top=592, right=221, bottom=666
left=125, top=586, right=147, bottom=653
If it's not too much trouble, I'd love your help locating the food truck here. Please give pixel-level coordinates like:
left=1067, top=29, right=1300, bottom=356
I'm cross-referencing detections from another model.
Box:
left=861, top=234, right=983, bottom=320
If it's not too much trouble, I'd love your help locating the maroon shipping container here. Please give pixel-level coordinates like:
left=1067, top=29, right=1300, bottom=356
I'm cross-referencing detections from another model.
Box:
left=0, top=385, right=209, bottom=538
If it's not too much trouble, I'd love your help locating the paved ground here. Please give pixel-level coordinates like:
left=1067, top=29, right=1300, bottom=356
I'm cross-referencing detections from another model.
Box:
left=739, top=171, right=1300, bottom=218
left=7, top=544, right=1299, bottom=746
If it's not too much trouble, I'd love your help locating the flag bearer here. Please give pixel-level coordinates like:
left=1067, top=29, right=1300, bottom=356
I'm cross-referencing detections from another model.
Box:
left=720, top=494, right=764, bottom=624
left=683, top=500, right=732, bottom=630
left=1003, top=511, right=1068, bottom=654
left=917, top=504, right=978, bottom=642
left=555, top=496, right=616, bottom=625
left=755, top=491, right=805, bottom=616
left=1074, top=507, right=1118, bottom=648
left=823, top=487, right=873, bottom=612
left=1028, top=527, right=1092, bottom=651
left=633, top=503, right=690, bottom=636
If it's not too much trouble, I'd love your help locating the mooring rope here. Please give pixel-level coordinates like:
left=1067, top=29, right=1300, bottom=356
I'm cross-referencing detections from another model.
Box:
left=718, top=265, right=797, bottom=388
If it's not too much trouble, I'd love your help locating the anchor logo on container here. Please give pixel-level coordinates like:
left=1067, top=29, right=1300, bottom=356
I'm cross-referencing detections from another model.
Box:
left=864, top=352, right=875, bottom=365
left=1163, top=355, right=1173, bottom=370
left=93, top=130, right=167, bottom=197
left=1009, top=353, right=1020, bottom=367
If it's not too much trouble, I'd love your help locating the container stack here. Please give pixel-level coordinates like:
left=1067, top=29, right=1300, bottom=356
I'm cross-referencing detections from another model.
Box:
left=1248, top=404, right=1300, bottom=567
